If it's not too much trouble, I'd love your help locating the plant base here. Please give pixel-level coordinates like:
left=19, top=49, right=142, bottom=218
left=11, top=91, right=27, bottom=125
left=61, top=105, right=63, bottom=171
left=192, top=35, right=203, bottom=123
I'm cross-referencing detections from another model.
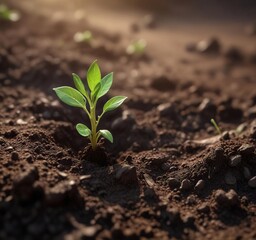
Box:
left=80, top=145, right=110, bottom=166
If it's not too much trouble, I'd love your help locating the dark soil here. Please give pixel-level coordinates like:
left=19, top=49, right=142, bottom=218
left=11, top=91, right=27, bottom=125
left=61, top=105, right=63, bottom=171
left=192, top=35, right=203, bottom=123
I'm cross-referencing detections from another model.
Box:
left=1, top=0, right=256, bottom=239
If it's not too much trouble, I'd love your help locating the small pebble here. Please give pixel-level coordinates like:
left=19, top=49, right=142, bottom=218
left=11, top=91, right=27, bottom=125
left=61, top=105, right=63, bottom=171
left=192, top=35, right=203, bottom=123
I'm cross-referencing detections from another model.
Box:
left=11, top=151, right=19, bottom=161
left=180, top=179, right=192, bottom=191
left=196, top=38, right=221, bottom=54
left=115, top=164, right=138, bottom=185
left=157, top=103, right=176, bottom=118
left=226, top=189, right=240, bottom=207
left=197, top=203, right=210, bottom=214
left=168, top=178, right=180, bottom=189
left=243, top=167, right=251, bottom=180
left=248, top=176, right=256, bottom=188
left=186, top=195, right=197, bottom=205
left=248, top=106, right=256, bottom=119
left=194, top=179, right=205, bottom=191
left=215, top=189, right=227, bottom=205
left=225, top=171, right=236, bottom=185
left=229, top=155, right=242, bottom=167
left=238, top=144, right=254, bottom=155
left=16, top=119, right=28, bottom=125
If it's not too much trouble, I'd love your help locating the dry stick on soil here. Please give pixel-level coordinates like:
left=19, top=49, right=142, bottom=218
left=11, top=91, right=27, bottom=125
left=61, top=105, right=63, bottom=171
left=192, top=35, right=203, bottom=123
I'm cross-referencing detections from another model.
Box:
left=53, top=60, right=127, bottom=151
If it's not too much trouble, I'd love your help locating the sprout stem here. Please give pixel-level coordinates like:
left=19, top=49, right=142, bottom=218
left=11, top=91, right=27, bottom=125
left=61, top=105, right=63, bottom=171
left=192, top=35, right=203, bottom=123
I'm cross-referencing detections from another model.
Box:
left=211, top=118, right=222, bottom=135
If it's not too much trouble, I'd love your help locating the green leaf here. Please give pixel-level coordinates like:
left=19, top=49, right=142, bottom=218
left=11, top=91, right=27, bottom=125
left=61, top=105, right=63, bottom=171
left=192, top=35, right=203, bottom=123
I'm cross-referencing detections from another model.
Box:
left=72, top=73, right=86, bottom=96
left=98, top=72, right=113, bottom=98
left=92, top=82, right=101, bottom=102
left=87, top=60, right=101, bottom=92
left=103, top=96, right=127, bottom=113
left=53, top=86, right=86, bottom=109
left=99, top=130, right=113, bottom=143
left=76, top=123, right=91, bottom=137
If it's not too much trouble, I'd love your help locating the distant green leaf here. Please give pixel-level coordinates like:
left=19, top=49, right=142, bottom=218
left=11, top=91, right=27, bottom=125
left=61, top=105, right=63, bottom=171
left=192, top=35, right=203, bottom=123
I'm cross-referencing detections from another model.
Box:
left=99, top=130, right=113, bottom=143
left=72, top=73, right=86, bottom=95
left=103, top=96, right=127, bottom=113
left=53, top=86, right=86, bottom=108
left=98, top=72, right=113, bottom=98
left=87, top=60, right=101, bottom=92
left=76, top=123, right=91, bottom=137
left=0, top=5, right=20, bottom=22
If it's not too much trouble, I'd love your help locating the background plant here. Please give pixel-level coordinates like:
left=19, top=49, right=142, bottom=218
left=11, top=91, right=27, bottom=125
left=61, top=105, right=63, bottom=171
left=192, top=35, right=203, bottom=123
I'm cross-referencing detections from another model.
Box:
left=0, top=4, right=20, bottom=22
left=211, top=118, right=222, bottom=135
left=74, top=30, right=92, bottom=43
left=126, top=39, right=147, bottom=55
left=53, top=60, right=127, bottom=151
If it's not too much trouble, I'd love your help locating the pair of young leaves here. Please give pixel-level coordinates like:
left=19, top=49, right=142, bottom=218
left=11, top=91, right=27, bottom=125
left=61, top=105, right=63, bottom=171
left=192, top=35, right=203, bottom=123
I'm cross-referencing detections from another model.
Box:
left=53, top=61, right=127, bottom=143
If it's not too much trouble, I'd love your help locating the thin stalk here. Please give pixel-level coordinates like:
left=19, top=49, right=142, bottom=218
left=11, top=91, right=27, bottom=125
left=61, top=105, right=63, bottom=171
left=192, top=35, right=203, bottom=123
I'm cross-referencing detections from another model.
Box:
left=90, top=105, right=98, bottom=150
left=211, top=118, right=222, bottom=135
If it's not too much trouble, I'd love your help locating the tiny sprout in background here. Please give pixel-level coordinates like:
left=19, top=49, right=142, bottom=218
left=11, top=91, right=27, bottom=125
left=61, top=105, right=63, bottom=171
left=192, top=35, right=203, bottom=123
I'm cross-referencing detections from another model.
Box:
left=0, top=5, right=20, bottom=22
left=53, top=60, right=127, bottom=152
left=74, top=31, right=92, bottom=43
left=211, top=118, right=222, bottom=135
left=126, top=39, right=147, bottom=55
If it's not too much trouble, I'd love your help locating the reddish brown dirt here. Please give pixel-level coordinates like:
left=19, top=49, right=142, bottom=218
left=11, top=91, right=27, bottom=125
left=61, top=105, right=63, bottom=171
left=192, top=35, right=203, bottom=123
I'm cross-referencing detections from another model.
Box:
left=1, top=0, right=256, bottom=239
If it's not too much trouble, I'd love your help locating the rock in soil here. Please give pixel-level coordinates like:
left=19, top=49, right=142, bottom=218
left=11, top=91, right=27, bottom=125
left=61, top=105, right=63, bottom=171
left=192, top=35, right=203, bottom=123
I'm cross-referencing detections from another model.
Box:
left=114, top=164, right=138, bottom=185
left=196, top=38, right=221, bottom=54
left=249, top=125, right=256, bottom=139
left=157, top=102, right=178, bottom=118
left=13, top=166, right=41, bottom=202
left=243, top=167, right=251, bottom=180
left=238, top=144, right=254, bottom=155
left=194, top=179, right=205, bottom=192
left=197, top=203, right=210, bottom=214
left=198, top=98, right=217, bottom=118
left=215, top=189, right=240, bottom=208
left=11, top=151, right=19, bottom=161
left=248, top=176, right=256, bottom=188
left=45, top=180, right=83, bottom=206
left=168, top=177, right=180, bottom=189
left=4, top=129, right=19, bottom=138
left=229, top=155, right=242, bottom=167
left=247, top=106, right=256, bottom=119
left=225, top=171, right=237, bottom=185
left=180, top=179, right=193, bottom=191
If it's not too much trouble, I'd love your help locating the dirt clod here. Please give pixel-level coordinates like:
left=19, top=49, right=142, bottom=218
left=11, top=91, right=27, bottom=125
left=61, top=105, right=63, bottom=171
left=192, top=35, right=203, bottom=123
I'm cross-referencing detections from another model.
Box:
left=115, top=164, right=138, bottom=185
left=45, top=180, right=82, bottom=206
left=13, top=166, right=40, bottom=202
left=215, top=189, right=240, bottom=208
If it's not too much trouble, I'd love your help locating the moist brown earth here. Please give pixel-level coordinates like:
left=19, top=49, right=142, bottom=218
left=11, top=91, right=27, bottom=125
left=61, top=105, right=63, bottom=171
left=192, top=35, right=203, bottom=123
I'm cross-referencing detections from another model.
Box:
left=1, top=1, right=256, bottom=239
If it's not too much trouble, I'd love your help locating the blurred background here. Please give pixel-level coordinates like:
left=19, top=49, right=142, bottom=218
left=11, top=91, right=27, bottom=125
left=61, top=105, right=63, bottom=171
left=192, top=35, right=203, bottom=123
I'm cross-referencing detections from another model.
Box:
left=1, top=0, right=256, bottom=102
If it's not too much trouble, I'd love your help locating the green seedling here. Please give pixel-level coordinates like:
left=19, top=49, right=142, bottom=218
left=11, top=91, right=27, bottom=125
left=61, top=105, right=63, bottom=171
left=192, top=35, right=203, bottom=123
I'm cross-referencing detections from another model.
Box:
left=0, top=4, right=20, bottom=22
left=126, top=39, right=147, bottom=55
left=210, top=118, right=222, bottom=135
left=53, top=60, right=127, bottom=151
left=74, top=31, right=92, bottom=43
